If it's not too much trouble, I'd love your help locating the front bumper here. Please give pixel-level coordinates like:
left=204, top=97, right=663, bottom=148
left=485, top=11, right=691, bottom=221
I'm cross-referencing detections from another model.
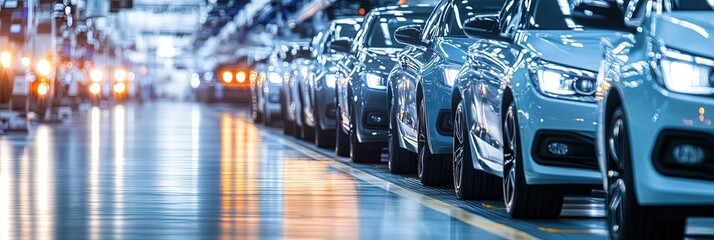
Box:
left=263, top=82, right=282, bottom=116
left=619, top=83, right=714, bottom=206
left=515, top=85, right=601, bottom=186
left=314, top=82, right=337, bottom=130
left=354, top=85, right=388, bottom=144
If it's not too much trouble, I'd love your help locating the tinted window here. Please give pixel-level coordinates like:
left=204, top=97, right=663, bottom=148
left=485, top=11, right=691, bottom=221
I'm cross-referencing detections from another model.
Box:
left=334, top=22, right=361, bottom=39
left=366, top=14, right=429, bottom=48
left=446, top=0, right=506, bottom=36
left=672, top=0, right=714, bottom=10
left=529, top=0, right=624, bottom=30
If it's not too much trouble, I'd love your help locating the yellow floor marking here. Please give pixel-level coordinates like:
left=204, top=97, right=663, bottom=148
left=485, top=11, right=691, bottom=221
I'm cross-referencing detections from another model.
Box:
left=483, top=203, right=505, bottom=210
left=538, top=227, right=607, bottom=234
left=255, top=122, right=539, bottom=240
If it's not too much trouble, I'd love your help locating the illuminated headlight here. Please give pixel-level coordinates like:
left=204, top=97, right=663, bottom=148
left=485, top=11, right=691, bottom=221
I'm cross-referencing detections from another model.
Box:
left=658, top=49, right=714, bottom=95
left=114, top=69, right=127, bottom=82
left=222, top=71, right=233, bottom=83
left=1, top=51, right=11, bottom=68
left=89, top=82, right=101, bottom=94
left=90, top=69, right=103, bottom=82
left=365, top=73, right=386, bottom=90
left=21, top=57, right=30, bottom=67
left=269, top=72, right=282, bottom=84
left=114, top=82, right=126, bottom=93
left=443, top=68, right=460, bottom=87
left=530, top=61, right=596, bottom=102
left=36, top=59, right=52, bottom=76
left=190, top=73, right=201, bottom=89
left=37, top=83, right=49, bottom=95
left=326, top=74, right=337, bottom=88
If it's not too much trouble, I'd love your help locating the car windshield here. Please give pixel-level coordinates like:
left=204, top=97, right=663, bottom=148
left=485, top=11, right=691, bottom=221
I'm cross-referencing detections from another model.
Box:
left=529, top=0, right=625, bottom=30
left=366, top=14, right=429, bottom=48
left=334, top=22, right=361, bottom=39
left=672, top=0, right=714, bottom=10
left=448, top=0, right=505, bottom=36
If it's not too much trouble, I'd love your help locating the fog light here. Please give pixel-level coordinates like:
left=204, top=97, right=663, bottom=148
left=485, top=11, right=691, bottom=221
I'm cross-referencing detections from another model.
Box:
left=672, top=144, right=705, bottom=165
left=370, top=115, right=383, bottom=124
left=89, top=83, right=101, bottom=94
left=547, top=142, right=570, bottom=156
left=114, top=82, right=126, bottom=94
left=37, top=83, right=49, bottom=95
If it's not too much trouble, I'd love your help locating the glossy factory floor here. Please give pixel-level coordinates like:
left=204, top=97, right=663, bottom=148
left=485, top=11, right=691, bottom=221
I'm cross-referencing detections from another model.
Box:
left=1, top=102, right=712, bottom=239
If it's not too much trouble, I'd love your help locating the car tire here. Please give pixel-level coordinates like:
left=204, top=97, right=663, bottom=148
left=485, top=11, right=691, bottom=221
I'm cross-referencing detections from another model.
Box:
left=417, top=98, right=451, bottom=186
left=349, top=102, right=381, bottom=163
left=252, top=100, right=263, bottom=124
left=502, top=102, right=563, bottom=219
left=282, top=95, right=294, bottom=136
left=264, top=104, right=277, bottom=128
left=388, top=95, right=416, bottom=174
left=606, top=107, right=685, bottom=239
left=0, top=68, right=12, bottom=103
left=350, top=128, right=382, bottom=164
left=453, top=100, right=501, bottom=200
left=314, top=103, right=335, bottom=148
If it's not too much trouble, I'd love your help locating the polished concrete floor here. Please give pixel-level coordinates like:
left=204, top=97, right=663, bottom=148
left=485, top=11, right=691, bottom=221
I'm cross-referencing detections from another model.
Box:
left=0, top=102, right=712, bottom=240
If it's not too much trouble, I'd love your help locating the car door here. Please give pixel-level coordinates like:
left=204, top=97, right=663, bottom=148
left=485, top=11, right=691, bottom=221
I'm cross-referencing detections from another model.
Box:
left=336, top=16, right=370, bottom=131
left=398, top=0, right=448, bottom=145
left=469, top=0, right=524, bottom=168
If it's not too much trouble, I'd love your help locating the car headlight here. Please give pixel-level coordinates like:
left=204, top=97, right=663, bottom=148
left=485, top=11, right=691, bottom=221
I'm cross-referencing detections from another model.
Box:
left=114, top=69, right=127, bottom=82
left=325, top=74, right=337, bottom=88
left=443, top=68, right=460, bottom=87
left=90, top=69, right=103, bottom=82
left=365, top=73, right=386, bottom=90
left=222, top=71, right=233, bottom=83
left=36, top=59, right=52, bottom=77
left=1, top=51, right=12, bottom=68
left=658, top=49, right=714, bottom=95
left=530, top=60, right=596, bottom=102
left=269, top=72, right=282, bottom=84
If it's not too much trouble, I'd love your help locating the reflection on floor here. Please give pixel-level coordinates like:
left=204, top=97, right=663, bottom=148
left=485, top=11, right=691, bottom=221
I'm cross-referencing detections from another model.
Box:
left=1, top=102, right=513, bottom=239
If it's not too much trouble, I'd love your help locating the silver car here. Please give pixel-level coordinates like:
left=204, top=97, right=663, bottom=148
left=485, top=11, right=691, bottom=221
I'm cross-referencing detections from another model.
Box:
left=331, top=5, right=433, bottom=162
left=387, top=0, right=504, bottom=186
left=296, top=17, right=363, bottom=148
left=597, top=1, right=714, bottom=239
left=452, top=0, right=623, bottom=218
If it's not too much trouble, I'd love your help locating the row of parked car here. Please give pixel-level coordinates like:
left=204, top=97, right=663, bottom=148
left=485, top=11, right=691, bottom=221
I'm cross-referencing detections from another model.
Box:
left=250, top=1, right=714, bottom=239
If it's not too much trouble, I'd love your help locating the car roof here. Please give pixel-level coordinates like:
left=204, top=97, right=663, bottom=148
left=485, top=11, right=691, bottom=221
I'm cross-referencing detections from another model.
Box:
left=333, top=16, right=364, bottom=24
left=370, top=4, right=435, bottom=15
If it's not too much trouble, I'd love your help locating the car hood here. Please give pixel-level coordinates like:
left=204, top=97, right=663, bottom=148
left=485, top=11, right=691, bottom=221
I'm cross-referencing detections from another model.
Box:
left=440, top=37, right=478, bottom=65
left=521, top=30, right=621, bottom=71
left=364, top=48, right=401, bottom=74
left=653, top=12, right=714, bottom=59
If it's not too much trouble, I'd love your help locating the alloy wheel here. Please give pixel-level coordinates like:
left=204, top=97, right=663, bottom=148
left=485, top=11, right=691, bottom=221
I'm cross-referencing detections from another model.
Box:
left=453, top=104, right=465, bottom=191
left=503, top=105, right=518, bottom=210
left=607, top=115, right=627, bottom=238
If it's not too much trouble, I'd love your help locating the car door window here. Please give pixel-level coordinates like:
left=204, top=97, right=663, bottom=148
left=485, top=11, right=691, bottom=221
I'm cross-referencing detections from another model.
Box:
left=421, top=0, right=448, bottom=43
left=442, top=0, right=506, bottom=37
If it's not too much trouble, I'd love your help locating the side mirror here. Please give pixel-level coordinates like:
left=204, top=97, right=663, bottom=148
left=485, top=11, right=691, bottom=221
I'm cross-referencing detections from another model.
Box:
left=463, top=15, right=500, bottom=39
left=328, top=39, right=352, bottom=53
left=394, top=25, right=425, bottom=47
